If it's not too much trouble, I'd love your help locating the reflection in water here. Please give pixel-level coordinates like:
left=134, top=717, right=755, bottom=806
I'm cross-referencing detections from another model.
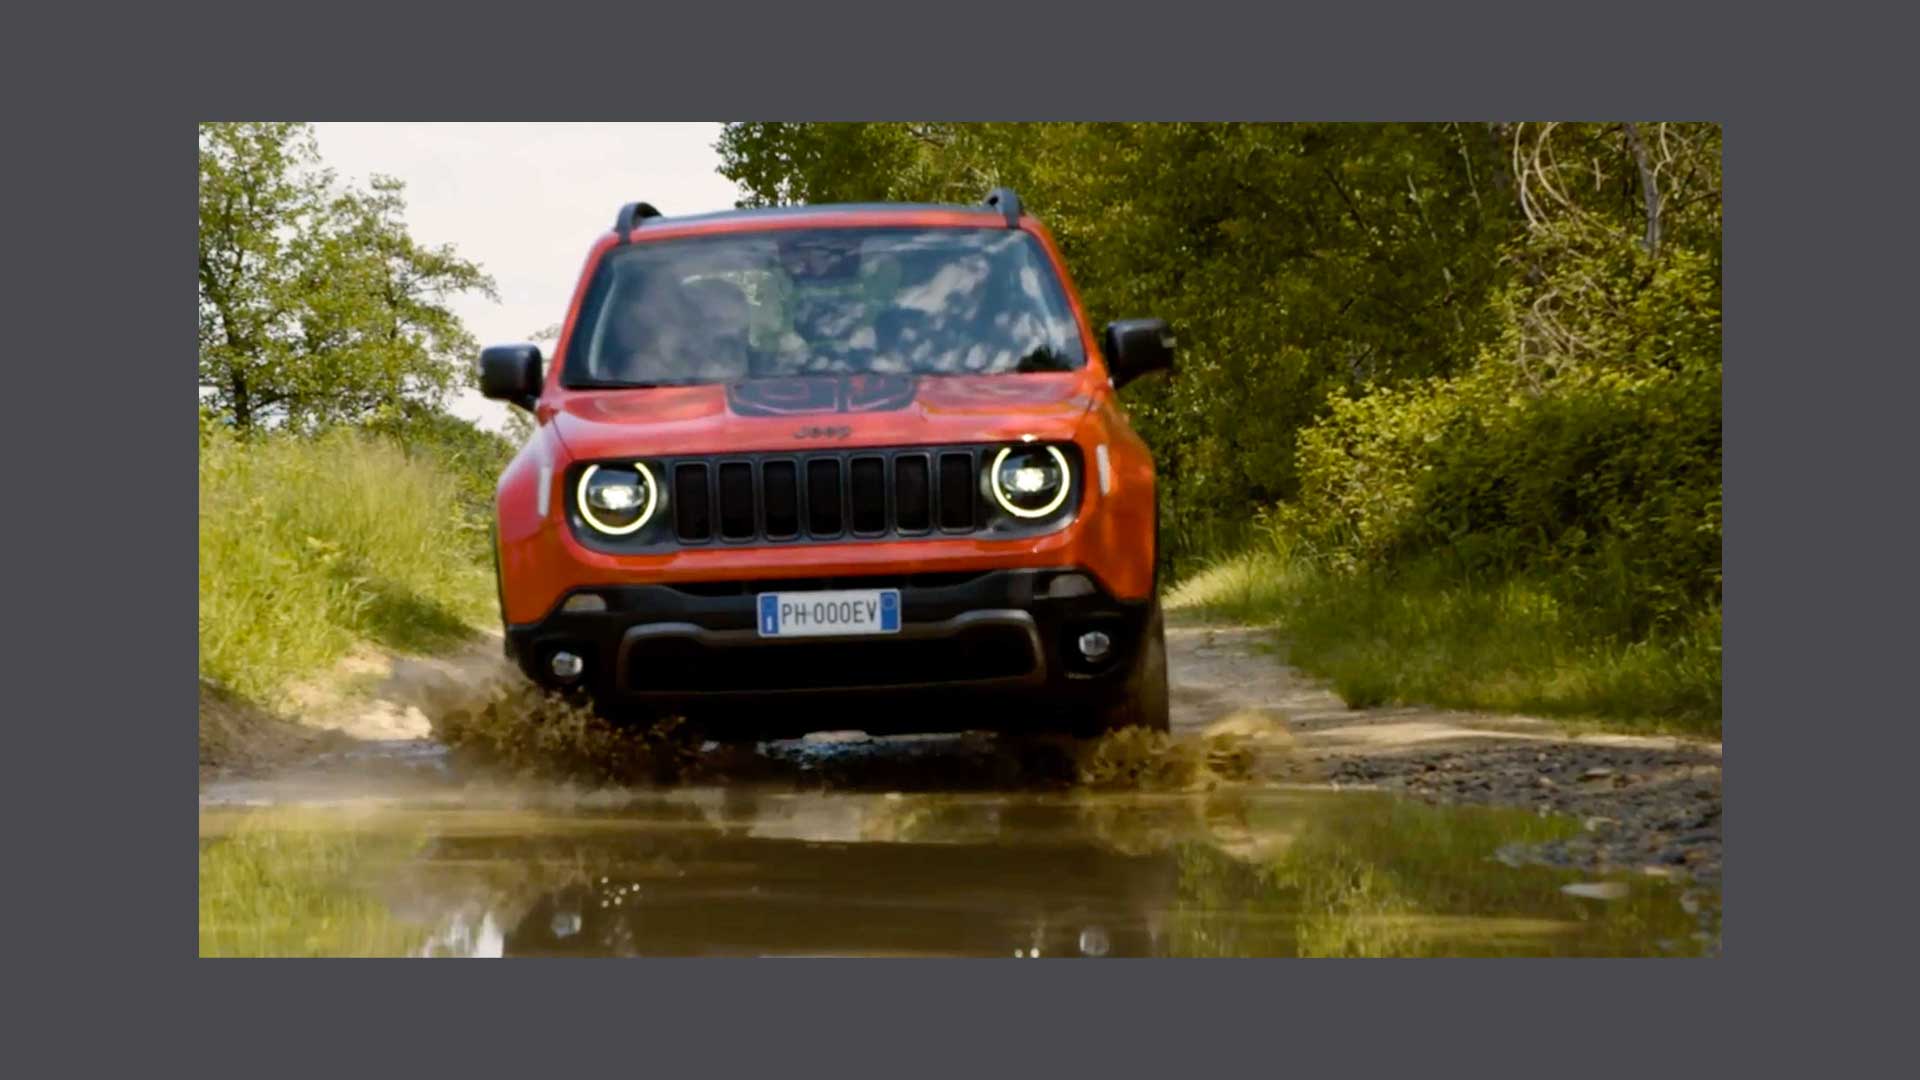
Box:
left=198, top=790, right=1717, bottom=958
left=417, top=911, right=504, bottom=959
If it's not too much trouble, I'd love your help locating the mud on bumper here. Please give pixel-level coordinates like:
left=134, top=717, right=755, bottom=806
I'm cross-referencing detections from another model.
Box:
left=504, top=568, right=1152, bottom=721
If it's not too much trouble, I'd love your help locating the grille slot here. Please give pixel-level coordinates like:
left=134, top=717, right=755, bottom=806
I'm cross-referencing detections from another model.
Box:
left=849, top=456, right=887, bottom=535
left=893, top=454, right=931, bottom=532
left=674, top=463, right=712, bottom=542
left=806, top=458, right=843, bottom=536
left=937, top=451, right=976, bottom=530
left=717, top=462, right=755, bottom=540
left=762, top=461, right=799, bottom=539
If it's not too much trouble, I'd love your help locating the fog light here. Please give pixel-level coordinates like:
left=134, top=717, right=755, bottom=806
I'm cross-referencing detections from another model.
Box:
left=1077, top=631, right=1112, bottom=661
left=1045, top=573, right=1095, bottom=599
left=562, top=593, right=607, bottom=613
left=549, top=650, right=585, bottom=681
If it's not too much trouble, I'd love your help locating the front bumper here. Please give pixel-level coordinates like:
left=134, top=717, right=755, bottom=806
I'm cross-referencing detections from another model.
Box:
left=505, top=568, right=1151, bottom=719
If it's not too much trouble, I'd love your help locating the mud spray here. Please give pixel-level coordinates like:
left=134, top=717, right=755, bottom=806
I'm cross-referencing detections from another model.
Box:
left=431, top=684, right=1275, bottom=794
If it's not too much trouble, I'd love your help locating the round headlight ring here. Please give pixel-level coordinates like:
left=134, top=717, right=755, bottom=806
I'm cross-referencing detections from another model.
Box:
left=989, top=445, right=1071, bottom=519
left=576, top=462, right=658, bottom=535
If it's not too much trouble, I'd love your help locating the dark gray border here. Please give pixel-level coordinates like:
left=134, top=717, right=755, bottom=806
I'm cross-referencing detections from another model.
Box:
left=22, top=0, right=1911, bottom=1072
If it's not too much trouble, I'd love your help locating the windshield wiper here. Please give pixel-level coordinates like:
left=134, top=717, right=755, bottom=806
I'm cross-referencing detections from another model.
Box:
left=570, top=379, right=707, bottom=390
left=1013, top=346, right=1074, bottom=373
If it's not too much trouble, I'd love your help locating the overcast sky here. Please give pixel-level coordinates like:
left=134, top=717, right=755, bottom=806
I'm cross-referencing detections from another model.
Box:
left=309, top=123, right=744, bottom=430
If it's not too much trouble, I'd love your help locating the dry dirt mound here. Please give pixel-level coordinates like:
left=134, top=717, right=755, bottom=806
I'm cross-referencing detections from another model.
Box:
left=280, top=631, right=519, bottom=741
left=199, top=632, right=517, bottom=783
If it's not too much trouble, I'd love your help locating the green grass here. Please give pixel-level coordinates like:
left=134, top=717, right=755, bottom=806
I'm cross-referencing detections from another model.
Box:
left=1168, top=547, right=1721, bottom=738
left=199, top=428, right=495, bottom=704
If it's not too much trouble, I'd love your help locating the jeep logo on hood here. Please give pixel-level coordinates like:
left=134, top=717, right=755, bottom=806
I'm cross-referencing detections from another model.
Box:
left=793, top=424, right=853, bottom=440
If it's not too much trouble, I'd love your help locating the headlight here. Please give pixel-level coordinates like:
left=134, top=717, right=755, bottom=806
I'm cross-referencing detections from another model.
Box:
left=988, top=445, right=1071, bottom=519
left=576, top=463, right=658, bottom=535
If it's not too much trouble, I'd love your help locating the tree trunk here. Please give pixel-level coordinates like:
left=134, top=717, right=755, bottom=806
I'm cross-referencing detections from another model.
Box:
left=1623, top=122, right=1660, bottom=257
left=1483, top=122, right=1516, bottom=209
left=231, top=373, right=251, bottom=431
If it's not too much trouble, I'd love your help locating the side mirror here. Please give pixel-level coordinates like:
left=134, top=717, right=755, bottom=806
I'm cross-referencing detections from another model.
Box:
left=478, top=344, right=543, bottom=410
left=1103, top=319, right=1176, bottom=390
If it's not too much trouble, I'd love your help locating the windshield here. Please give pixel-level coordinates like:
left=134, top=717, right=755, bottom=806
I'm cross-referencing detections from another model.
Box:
left=562, top=226, right=1086, bottom=387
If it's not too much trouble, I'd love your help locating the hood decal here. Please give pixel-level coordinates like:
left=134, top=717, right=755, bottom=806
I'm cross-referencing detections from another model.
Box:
left=725, top=375, right=918, bottom=417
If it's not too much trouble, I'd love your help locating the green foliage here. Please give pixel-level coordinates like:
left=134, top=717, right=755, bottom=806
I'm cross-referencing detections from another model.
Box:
left=198, top=427, right=495, bottom=702
left=1278, top=183, right=1720, bottom=629
left=199, top=122, right=497, bottom=431
left=357, top=402, right=518, bottom=560
left=198, top=124, right=514, bottom=702
left=719, top=121, right=1722, bottom=732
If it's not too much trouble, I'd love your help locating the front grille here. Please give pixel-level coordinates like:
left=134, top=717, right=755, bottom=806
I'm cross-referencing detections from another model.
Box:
left=673, top=448, right=987, bottom=545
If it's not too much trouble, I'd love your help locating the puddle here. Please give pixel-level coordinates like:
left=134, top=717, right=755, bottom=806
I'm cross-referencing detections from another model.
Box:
left=200, top=786, right=1719, bottom=958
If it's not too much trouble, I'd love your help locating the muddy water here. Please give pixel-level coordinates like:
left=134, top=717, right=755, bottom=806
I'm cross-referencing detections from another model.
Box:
left=200, top=761, right=1719, bottom=957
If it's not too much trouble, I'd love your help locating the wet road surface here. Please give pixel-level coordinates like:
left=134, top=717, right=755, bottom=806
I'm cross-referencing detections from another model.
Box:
left=200, top=742, right=1720, bottom=958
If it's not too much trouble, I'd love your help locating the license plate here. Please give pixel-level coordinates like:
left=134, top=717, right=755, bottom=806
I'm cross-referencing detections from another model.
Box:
left=756, top=589, right=901, bottom=638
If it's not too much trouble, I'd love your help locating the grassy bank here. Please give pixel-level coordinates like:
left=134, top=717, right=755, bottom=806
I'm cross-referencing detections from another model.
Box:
left=199, top=428, right=496, bottom=717
left=1167, top=548, right=1721, bottom=738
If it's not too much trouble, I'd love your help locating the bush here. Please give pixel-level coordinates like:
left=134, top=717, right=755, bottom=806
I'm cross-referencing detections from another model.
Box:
left=1276, top=244, right=1721, bottom=638
left=199, top=427, right=495, bottom=702
left=1172, top=242, right=1722, bottom=735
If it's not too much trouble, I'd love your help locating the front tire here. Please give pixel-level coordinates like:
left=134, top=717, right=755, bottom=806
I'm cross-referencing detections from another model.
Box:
left=1078, top=605, right=1171, bottom=737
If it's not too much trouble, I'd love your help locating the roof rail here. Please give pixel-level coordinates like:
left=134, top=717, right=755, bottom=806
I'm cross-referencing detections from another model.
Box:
left=983, top=187, right=1022, bottom=227
left=613, top=201, right=663, bottom=240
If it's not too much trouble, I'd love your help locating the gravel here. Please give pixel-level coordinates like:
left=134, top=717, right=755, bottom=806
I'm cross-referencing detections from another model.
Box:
left=1320, top=742, right=1722, bottom=886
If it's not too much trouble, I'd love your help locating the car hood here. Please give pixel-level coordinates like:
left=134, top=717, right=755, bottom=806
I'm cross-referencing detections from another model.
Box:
left=547, top=372, right=1099, bottom=459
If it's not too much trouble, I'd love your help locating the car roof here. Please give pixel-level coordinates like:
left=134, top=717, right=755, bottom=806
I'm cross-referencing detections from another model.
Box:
left=606, top=189, right=1039, bottom=249
left=661, top=201, right=995, bottom=221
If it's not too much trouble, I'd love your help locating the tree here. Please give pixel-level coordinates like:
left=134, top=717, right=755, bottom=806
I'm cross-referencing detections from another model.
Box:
left=198, top=122, right=497, bottom=431
left=198, top=122, right=322, bottom=429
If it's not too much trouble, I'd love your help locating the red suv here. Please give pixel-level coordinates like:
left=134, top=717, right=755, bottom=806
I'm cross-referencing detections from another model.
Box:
left=480, top=188, right=1174, bottom=737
